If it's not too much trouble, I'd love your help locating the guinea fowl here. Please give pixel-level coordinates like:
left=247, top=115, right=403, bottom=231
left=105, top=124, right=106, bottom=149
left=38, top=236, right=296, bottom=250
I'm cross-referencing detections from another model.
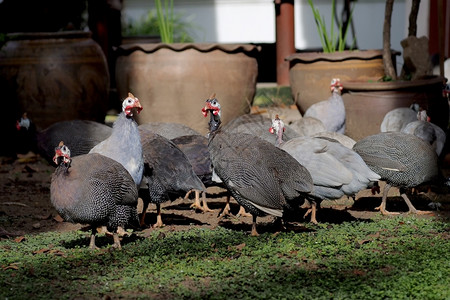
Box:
left=303, top=78, right=346, bottom=134
left=51, top=142, right=139, bottom=249
left=138, top=127, right=205, bottom=228
left=202, top=95, right=314, bottom=236
left=270, top=115, right=380, bottom=223
left=89, top=93, right=143, bottom=187
left=380, top=103, right=419, bottom=132
left=353, top=132, right=439, bottom=215
left=401, top=109, right=446, bottom=156
left=14, top=112, right=37, bottom=155
left=14, top=113, right=112, bottom=164
left=218, top=113, right=301, bottom=217
left=139, top=122, right=219, bottom=215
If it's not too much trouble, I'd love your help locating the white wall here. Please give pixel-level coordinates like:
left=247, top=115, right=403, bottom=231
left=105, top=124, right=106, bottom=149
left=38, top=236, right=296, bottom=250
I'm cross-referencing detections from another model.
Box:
left=122, top=0, right=430, bottom=72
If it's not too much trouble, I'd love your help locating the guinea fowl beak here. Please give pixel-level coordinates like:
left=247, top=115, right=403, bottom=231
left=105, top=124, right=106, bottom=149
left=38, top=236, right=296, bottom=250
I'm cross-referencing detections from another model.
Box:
left=53, top=149, right=70, bottom=165
left=125, top=100, right=143, bottom=116
left=134, top=99, right=143, bottom=114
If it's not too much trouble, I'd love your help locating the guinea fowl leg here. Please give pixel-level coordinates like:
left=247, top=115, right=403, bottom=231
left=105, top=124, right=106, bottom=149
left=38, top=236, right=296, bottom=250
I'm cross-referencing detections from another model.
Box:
left=375, top=183, right=400, bottom=215
left=201, top=191, right=213, bottom=212
left=153, top=203, right=165, bottom=228
left=400, top=193, right=433, bottom=215
left=303, top=200, right=318, bottom=224
left=139, top=199, right=150, bottom=227
left=89, top=228, right=99, bottom=250
left=189, top=190, right=213, bottom=213
left=112, top=231, right=122, bottom=250
left=251, top=215, right=259, bottom=236
left=218, top=194, right=232, bottom=219
left=187, top=190, right=203, bottom=211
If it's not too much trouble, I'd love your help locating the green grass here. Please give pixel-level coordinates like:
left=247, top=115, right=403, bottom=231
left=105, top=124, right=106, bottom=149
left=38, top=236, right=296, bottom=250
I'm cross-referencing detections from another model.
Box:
left=1, top=216, right=449, bottom=299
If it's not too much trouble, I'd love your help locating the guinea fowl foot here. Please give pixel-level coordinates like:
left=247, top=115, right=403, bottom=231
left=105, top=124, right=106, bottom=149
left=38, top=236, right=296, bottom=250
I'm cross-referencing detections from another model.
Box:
left=401, top=194, right=433, bottom=215
left=250, top=216, right=259, bottom=236
left=375, top=183, right=400, bottom=215
left=186, top=190, right=202, bottom=211
left=201, top=193, right=213, bottom=213
left=218, top=203, right=232, bottom=220
left=303, top=202, right=318, bottom=224
left=112, top=233, right=122, bottom=250
left=236, top=206, right=252, bottom=218
left=117, top=226, right=129, bottom=236
left=152, top=215, right=165, bottom=228
left=374, top=204, right=400, bottom=215
left=88, top=234, right=99, bottom=250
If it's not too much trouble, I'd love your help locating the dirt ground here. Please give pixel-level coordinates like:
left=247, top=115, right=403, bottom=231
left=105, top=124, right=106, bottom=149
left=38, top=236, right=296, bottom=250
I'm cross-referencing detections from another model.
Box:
left=1, top=152, right=450, bottom=239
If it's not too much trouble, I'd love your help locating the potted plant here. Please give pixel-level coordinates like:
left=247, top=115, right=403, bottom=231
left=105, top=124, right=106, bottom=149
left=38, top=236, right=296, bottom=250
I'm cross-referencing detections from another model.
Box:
left=114, top=0, right=261, bottom=135
left=340, top=0, right=448, bottom=141
left=286, top=0, right=395, bottom=117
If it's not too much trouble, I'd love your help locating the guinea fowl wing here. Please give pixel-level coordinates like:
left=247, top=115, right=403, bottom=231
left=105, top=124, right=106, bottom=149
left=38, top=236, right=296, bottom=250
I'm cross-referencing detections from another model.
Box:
left=209, top=131, right=313, bottom=215
left=353, top=132, right=438, bottom=187
left=51, top=153, right=138, bottom=219
left=171, top=134, right=212, bottom=180
left=139, top=128, right=205, bottom=192
left=281, top=137, right=353, bottom=188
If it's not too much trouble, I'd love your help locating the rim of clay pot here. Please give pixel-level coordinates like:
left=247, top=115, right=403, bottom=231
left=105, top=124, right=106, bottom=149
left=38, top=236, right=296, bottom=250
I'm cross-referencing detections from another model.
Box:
left=285, top=49, right=400, bottom=63
left=341, top=75, right=446, bottom=91
left=115, top=43, right=261, bottom=56
left=6, top=31, right=92, bottom=40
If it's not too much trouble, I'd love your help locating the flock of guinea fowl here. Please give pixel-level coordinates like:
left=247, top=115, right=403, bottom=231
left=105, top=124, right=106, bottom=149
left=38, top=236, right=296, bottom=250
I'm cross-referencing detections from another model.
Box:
left=46, top=78, right=445, bottom=249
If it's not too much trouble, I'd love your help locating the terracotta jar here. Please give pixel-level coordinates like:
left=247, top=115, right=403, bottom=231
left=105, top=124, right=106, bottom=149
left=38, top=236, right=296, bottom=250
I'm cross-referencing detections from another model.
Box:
left=114, top=43, right=260, bottom=135
left=341, top=76, right=448, bottom=141
left=286, top=50, right=395, bottom=115
left=0, top=31, right=110, bottom=134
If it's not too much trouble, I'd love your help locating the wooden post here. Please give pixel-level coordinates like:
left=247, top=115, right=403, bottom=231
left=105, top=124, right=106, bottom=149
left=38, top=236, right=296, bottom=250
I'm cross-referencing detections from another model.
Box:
left=275, top=0, right=295, bottom=86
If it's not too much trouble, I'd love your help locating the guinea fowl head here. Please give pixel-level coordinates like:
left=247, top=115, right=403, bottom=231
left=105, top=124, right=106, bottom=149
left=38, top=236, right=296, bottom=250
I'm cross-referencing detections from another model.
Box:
left=53, top=141, right=72, bottom=166
left=16, top=112, right=31, bottom=131
left=269, top=114, right=285, bottom=134
left=417, top=108, right=430, bottom=122
left=330, top=78, right=343, bottom=93
left=202, top=93, right=221, bottom=134
left=122, top=92, right=143, bottom=117
left=269, top=114, right=285, bottom=147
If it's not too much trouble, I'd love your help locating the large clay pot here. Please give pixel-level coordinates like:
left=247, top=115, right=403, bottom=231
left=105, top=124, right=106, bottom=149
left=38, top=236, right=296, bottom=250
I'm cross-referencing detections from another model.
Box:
left=0, top=31, right=110, bottom=137
left=115, top=43, right=260, bottom=135
left=341, top=76, right=448, bottom=141
left=286, top=50, right=396, bottom=115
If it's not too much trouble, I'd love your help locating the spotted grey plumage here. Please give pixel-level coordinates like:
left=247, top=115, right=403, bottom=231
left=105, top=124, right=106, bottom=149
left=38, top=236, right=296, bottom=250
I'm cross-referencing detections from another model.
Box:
left=51, top=143, right=139, bottom=249
left=202, top=95, right=314, bottom=235
left=353, top=131, right=438, bottom=215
